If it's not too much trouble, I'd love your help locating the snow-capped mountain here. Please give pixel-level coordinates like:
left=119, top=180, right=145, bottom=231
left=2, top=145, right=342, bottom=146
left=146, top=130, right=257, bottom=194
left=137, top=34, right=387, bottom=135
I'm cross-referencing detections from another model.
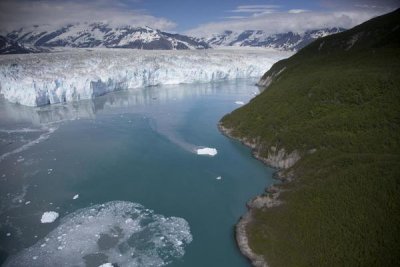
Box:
left=0, top=35, right=48, bottom=54
left=1, top=23, right=344, bottom=53
left=3, top=23, right=210, bottom=50
left=202, top=28, right=345, bottom=51
left=0, top=49, right=291, bottom=106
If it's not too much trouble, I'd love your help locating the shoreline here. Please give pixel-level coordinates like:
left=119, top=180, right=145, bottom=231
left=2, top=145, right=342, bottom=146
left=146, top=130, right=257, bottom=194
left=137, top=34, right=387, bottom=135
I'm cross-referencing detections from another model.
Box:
left=217, top=123, right=297, bottom=267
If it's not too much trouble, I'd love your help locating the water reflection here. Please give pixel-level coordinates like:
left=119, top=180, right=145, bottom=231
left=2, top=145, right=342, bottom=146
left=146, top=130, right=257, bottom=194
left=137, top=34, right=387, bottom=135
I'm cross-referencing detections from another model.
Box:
left=0, top=79, right=260, bottom=158
left=1, top=80, right=256, bottom=126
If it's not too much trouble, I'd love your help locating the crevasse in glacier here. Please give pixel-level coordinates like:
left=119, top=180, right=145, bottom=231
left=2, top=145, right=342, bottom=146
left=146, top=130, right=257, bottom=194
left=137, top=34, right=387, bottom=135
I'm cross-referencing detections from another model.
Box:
left=0, top=48, right=291, bottom=107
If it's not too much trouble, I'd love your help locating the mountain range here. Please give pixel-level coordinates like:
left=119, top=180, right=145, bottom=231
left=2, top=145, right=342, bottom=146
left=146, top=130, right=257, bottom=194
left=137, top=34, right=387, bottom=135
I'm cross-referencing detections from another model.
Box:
left=0, top=23, right=344, bottom=54
left=201, top=27, right=345, bottom=51
left=1, top=23, right=210, bottom=51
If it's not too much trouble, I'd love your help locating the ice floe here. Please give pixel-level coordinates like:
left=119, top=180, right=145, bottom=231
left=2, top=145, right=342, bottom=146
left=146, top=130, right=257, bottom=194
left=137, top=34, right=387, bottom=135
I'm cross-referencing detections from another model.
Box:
left=235, top=101, right=245, bottom=105
left=5, top=201, right=192, bottom=267
left=72, top=194, right=79, bottom=200
left=40, top=211, right=59, bottom=223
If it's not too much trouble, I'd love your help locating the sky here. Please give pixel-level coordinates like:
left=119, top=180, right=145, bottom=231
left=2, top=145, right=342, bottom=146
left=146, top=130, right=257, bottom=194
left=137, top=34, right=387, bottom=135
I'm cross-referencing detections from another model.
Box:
left=0, top=0, right=399, bottom=36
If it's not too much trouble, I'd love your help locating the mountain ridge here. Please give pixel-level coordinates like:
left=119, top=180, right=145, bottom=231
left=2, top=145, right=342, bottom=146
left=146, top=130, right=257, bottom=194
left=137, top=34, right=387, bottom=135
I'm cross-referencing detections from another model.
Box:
left=3, top=23, right=210, bottom=50
left=1, top=23, right=346, bottom=54
left=0, top=35, right=48, bottom=54
left=220, top=8, right=400, bottom=267
left=201, top=27, right=345, bottom=51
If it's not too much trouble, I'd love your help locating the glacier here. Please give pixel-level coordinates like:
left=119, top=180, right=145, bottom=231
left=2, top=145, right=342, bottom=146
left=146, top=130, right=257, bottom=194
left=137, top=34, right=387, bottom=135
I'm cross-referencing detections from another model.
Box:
left=0, top=48, right=291, bottom=107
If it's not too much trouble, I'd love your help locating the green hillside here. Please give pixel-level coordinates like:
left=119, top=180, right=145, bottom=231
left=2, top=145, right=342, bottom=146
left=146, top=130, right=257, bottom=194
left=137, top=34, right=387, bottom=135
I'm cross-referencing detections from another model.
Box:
left=221, top=9, right=400, bottom=266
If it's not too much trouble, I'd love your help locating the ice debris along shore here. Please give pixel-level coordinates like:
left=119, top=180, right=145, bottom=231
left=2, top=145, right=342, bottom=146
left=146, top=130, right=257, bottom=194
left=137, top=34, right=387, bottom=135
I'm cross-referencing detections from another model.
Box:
left=0, top=48, right=291, bottom=107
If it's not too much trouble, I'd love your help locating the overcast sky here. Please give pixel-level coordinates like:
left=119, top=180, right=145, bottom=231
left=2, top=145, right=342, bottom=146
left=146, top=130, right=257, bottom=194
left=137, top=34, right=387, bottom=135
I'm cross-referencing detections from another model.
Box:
left=0, top=0, right=398, bottom=36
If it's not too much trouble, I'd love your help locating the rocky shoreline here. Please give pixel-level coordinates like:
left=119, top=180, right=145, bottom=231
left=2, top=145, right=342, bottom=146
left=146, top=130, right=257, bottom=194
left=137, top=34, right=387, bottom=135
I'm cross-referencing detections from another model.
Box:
left=217, top=123, right=300, bottom=267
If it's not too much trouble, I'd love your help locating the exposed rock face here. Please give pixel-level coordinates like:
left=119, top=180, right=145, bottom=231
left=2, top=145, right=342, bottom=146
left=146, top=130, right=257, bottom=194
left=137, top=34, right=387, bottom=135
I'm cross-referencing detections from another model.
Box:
left=219, top=124, right=301, bottom=170
left=264, top=147, right=301, bottom=169
left=257, top=67, right=286, bottom=87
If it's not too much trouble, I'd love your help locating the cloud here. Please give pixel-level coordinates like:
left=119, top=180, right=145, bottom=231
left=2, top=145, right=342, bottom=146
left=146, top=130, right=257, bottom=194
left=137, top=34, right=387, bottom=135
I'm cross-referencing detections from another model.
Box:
left=0, top=0, right=176, bottom=31
left=288, top=9, right=309, bottom=14
left=223, top=16, right=247, bottom=20
left=320, top=0, right=400, bottom=9
left=229, top=4, right=280, bottom=13
left=186, top=7, right=396, bottom=37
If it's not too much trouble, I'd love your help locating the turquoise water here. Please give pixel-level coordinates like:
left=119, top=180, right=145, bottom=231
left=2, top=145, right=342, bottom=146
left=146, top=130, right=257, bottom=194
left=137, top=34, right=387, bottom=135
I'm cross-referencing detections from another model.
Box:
left=0, top=79, right=275, bottom=267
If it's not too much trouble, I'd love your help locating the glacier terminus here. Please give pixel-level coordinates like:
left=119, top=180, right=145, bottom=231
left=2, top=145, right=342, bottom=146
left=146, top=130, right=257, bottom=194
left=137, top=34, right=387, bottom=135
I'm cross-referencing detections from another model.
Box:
left=0, top=48, right=291, bottom=107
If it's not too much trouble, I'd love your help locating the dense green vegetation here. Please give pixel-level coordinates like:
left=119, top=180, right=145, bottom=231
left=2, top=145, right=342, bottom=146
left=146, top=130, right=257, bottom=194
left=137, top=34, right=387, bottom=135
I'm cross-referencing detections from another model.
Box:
left=221, top=9, right=400, bottom=266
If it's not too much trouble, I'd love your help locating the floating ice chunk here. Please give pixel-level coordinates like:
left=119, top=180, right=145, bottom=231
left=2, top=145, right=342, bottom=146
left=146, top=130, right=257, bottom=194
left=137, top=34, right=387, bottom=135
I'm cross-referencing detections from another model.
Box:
left=98, top=264, right=113, bottom=267
left=40, top=211, right=59, bottom=223
left=235, top=101, right=245, bottom=105
left=72, top=194, right=79, bottom=200
left=216, top=176, right=222, bottom=180
left=6, top=233, right=11, bottom=237
left=6, top=201, right=192, bottom=267
left=196, top=147, right=218, bottom=156
left=25, top=201, right=31, bottom=205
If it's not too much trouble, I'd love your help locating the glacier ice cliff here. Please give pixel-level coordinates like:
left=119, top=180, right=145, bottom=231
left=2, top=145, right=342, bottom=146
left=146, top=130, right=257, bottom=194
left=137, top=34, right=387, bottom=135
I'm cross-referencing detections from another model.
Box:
left=0, top=48, right=291, bottom=106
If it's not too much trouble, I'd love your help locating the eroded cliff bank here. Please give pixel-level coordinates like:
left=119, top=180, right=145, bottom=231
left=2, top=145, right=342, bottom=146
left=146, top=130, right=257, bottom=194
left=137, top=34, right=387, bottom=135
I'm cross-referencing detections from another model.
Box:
left=218, top=123, right=300, bottom=267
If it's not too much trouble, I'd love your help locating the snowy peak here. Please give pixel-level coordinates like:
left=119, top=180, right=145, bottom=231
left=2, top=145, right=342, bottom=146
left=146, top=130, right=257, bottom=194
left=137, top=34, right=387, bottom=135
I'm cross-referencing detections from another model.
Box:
left=4, top=23, right=210, bottom=50
left=203, top=28, right=345, bottom=51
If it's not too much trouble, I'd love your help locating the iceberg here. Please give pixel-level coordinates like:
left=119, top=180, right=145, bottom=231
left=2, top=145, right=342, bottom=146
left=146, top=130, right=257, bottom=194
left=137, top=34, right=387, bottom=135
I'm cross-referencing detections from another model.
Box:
left=196, top=147, right=218, bottom=156
left=0, top=48, right=291, bottom=107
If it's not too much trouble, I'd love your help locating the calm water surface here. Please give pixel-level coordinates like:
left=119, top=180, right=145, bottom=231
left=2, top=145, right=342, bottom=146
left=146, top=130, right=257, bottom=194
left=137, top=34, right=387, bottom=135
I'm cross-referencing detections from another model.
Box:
left=0, top=79, right=275, bottom=267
